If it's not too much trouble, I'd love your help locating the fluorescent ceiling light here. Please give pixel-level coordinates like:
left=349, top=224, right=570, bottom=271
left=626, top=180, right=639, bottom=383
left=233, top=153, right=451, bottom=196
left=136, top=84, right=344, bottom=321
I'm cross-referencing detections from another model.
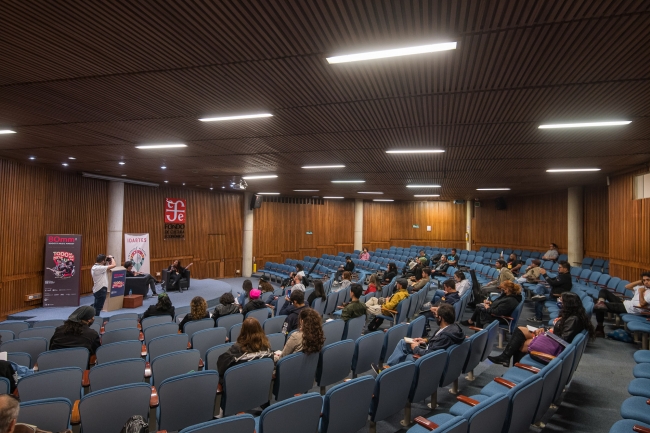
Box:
left=323, top=196, right=344, bottom=199
left=68, top=157, right=76, bottom=160
left=0, top=130, right=16, bottom=134
left=414, top=194, right=441, bottom=197
left=210, top=187, right=214, bottom=190
left=199, top=113, right=273, bottom=122
left=332, top=180, right=365, bottom=183
left=119, top=162, right=125, bottom=165
left=546, top=168, right=601, bottom=172
left=29, top=156, right=35, bottom=160
left=358, top=192, right=383, bottom=194
left=386, top=149, right=445, bottom=154
left=257, top=192, right=280, bottom=195
left=135, top=144, right=187, bottom=149
left=477, top=188, right=511, bottom=191
left=327, top=42, right=457, bottom=64
left=242, top=175, right=278, bottom=180
left=161, top=166, right=167, bottom=169
left=539, top=121, right=631, bottom=129
left=62, top=163, right=68, bottom=167
left=294, top=189, right=320, bottom=192
left=373, top=199, right=394, bottom=202
left=302, top=165, right=346, bottom=169
left=407, top=184, right=441, bottom=188
left=81, top=172, right=159, bottom=187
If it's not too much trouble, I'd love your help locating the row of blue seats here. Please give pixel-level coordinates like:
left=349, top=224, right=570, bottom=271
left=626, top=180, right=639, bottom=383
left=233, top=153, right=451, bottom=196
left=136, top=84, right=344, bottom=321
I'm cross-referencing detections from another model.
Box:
left=609, top=350, right=650, bottom=432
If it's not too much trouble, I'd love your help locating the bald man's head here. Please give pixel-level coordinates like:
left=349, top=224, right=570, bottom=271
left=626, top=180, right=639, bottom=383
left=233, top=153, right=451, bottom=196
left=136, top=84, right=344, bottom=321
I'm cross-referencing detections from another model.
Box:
left=0, top=394, right=19, bottom=433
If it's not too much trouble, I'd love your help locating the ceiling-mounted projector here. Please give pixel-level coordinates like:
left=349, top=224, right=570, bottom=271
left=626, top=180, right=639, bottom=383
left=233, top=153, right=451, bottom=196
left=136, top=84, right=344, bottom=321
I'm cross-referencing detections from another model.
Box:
left=230, top=179, right=248, bottom=190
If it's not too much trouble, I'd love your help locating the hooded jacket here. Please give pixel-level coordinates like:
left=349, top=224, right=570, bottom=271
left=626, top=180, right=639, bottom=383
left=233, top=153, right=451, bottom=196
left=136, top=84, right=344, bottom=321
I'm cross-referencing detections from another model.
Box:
left=213, top=303, right=240, bottom=321
left=281, top=304, right=307, bottom=334
left=414, top=323, right=465, bottom=355
left=241, top=299, right=268, bottom=317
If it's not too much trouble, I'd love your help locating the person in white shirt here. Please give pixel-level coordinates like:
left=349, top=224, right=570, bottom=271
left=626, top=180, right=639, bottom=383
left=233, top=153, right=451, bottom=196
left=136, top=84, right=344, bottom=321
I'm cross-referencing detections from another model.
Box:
left=594, top=272, right=650, bottom=337
left=454, top=270, right=471, bottom=297
left=541, top=243, right=559, bottom=261
left=91, top=254, right=117, bottom=317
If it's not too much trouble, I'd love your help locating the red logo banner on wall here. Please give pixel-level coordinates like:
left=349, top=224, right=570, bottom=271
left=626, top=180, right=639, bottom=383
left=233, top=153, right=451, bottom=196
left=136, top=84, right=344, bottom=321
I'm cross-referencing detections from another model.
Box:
left=164, top=198, right=186, bottom=239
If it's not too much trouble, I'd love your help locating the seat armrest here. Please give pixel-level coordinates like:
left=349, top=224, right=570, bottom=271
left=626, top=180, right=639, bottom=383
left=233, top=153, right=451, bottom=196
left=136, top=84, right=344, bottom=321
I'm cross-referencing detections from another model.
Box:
left=150, top=386, right=159, bottom=407
left=82, top=370, right=90, bottom=387
left=468, top=326, right=483, bottom=332
left=514, top=363, right=540, bottom=374
left=413, top=354, right=421, bottom=359
left=145, top=361, right=152, bottom=378
left=139, top=331, right=144, bottom=341
left=198, top=358, right=204, bottom=369
left=89, top=355, right=97, bottom=365
left=456, top=395, right=480, bottom=406
left=494, top=377, right=516, bottom=389
left=414, top=417, right=439, bottom=431
left=634, top=426, right=650, bottom=433
left=187, top=341, right=192, bottom=349
left=141, top=343, right=147, bottom=357
left=530, top=351, right=556, bottom=361
left=71, top=400, right=80, bottom=424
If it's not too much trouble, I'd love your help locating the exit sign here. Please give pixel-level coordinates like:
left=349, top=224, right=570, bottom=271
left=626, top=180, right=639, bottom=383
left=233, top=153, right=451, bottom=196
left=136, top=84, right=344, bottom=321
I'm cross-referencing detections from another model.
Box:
left=306, top=231, right=313, bottom=235
left=412, top=224, right=419, bottom=229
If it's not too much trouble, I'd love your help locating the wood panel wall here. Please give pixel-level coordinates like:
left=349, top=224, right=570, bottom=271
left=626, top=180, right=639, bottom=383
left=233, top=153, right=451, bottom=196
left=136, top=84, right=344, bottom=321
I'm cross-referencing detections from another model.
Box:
left=584, top=186, right=609, bottom=259
left=363, top=201, right=466, bottom=251
left=122, top=185, right=243, bottom=279
left=608, top=169, right=650, bottom=281
left=253, top=200, right=354, bottom=268
left=0, top=159, right=108, bottom=319
left=472, top=193, right=568, bottom=253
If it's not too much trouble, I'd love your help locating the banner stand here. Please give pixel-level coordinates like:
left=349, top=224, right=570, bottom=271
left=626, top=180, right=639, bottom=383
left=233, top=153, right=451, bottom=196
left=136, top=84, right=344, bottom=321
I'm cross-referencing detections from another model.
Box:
left=104, top=266, right=127, bottom=312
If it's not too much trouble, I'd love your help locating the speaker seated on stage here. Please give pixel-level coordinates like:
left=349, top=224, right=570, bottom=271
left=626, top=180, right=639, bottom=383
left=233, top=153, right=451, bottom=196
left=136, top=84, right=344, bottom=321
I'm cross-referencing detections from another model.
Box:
left=162, top=259, right=193, bottom=292
left=124, top=260, right=157, bottom=297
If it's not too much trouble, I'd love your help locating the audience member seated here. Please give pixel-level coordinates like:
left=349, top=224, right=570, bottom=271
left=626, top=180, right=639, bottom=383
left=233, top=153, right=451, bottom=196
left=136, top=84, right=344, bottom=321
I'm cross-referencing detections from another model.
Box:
left=454, top=270, right=471, bottom=297
left=364, top=274, right=378, bottom=295
left=489, top=292, right=594, bottom=366
left=410, top=267, right=431, bottom=292
left=481, top=259, right=515, bottom=297
left=594, top=272, right=650, bottom=337
left=506, top=253, right=523, bottom=275
left=124, top=260, right=157, bottom=296
left=236, top=279, right=254, bottom=306
left=290, top=275, right=306, bottom=293
left=141, top=292, right=175, bottom=320
left=49, top=306, right=101, bottom=355
left=447, top=248, right=459, bottom=267
left=365, top=278, right=410, bottom=332
left=165, top=259, right=193, bottom=291
left=341, top=283, right=368, bottom=322
left=380, top=262, right=398, bottom=285
left=418, top=250, right=430, bottom=266
left=212, top=292, right=240, bottom=322
left=241, top=289, right=268, bottom=317
left=379, top=303, right=464, bottom=369
left=405, top=260, right=423, bottom=281
left=178, top=296, right=210, bottom=331
left=274, top=308, right=324, bottom=362
left=516, top=259, right=543, bottom=284
left=431, top=255, right=449, bottom=277
left=541, top=243, right=559, bottom=261
left=333, top=271, right=352, bottom=293
left=421, top=279, right=460, bottom=337
left=258, top=276, right=274, bottom=293
left=462, top=281, right=522, bottom=329
left=359, top=247, right=370, bottom=261
left=280, top=291, right=307, bottom=334
left=307, top=280, right=327, bottom=307
left=0, top=394, right=19, bottom=433
left=216, top=318, right=273, bottom=382
left=0, top=361, right=16, bottom=393
left=529, top=261, right=572, bottom=323
left=334, top=256, right=355, bottom=283
left=295, top=263, right=305, bottom=279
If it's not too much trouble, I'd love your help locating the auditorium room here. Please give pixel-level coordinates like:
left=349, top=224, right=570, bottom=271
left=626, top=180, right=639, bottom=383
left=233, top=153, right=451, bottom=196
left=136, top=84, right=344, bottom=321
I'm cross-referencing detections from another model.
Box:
left=1, top=1, right=650, bottom=433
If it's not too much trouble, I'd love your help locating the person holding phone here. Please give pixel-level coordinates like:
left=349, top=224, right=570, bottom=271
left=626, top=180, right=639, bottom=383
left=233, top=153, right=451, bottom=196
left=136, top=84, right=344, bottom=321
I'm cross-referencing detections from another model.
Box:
left=91, top=254, right=117, bottom=317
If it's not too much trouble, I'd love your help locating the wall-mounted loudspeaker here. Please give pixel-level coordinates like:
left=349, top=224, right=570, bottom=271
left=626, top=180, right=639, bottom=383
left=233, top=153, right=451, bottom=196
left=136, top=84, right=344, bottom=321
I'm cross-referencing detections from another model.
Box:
left=250, top=194, right=263, bottom=210
left=453, top=200, right=466, bottom=205
left=495, top=197, right=507, bottom=210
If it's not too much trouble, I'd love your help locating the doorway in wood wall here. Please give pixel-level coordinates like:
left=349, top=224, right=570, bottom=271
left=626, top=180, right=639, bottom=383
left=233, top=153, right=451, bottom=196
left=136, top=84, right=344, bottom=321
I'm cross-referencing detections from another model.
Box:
left=208, top=234, right=226, bottom=278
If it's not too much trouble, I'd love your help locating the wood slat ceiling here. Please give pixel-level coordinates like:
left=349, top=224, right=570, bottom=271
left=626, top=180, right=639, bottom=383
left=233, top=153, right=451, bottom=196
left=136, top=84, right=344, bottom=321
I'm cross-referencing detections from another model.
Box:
left=1, top=0, right=649, bottom=200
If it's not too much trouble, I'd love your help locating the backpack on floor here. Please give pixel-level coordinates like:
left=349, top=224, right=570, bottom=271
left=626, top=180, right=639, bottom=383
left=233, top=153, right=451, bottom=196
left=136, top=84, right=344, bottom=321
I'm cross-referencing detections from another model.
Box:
left=606, top=328, right=634, bottom=343
left=120, top=416, right=148, bottom=433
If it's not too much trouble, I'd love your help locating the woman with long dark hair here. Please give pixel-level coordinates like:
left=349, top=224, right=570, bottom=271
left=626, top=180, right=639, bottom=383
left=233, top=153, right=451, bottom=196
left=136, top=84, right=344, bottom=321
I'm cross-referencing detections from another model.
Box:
left=461, top=280, right=522, bottom=329
left=237, top=279, right=253, bottom=306
left=166, top=259, right=193, bottom=291
left=217, top=318, right=274, bottom=378
left=178, top=296, right=210, bottom=331
left=275, top=308, right=325, bottom=361
left=381, top=262, right=398, bottom=285
left=488, top=291, right=594, bottom=366
left=141, top=293, right=175, bottom=319
left=307, top=280, right=327, bottom=307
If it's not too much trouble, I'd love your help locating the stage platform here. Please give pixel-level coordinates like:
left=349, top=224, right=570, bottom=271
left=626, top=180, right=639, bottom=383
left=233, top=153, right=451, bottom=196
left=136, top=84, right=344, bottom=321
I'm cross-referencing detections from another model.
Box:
left=5, top=277, right=261, bottom=322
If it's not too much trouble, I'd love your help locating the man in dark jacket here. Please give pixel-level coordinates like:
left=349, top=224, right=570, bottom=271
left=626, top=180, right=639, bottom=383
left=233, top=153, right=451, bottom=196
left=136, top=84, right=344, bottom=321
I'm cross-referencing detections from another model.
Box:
left=431, top=255, right=449, bottom=277
left=334, top=256, right=355, bottom=283
left=280, top=291, right=307, bottom=334
left=529, top=261, right=572, bottom=323
left=421, top=279, right=461, bottom=337
left=241, top=289, right=269, bottom=317
left=49, top=306, right=101, bottom=355
left=383, top=303, right=465, bottom=367
left=462, top=281, right=522, bottom=329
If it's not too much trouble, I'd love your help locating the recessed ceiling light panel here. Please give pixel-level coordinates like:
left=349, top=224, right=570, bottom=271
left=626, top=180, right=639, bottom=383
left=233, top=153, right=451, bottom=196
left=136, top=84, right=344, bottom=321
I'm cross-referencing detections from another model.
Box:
left=539, top=121, right=631, bottom=129
left=476, top=188, right=511, bottom=191
left=332, top=180, right=365, bottom=183
left=242, top=175, right=278, bottom=180
left=257, top=192, right=280, bottom=195
left=358, top=192, right=383, bottom=194
left=302, top=165, right=346, bottom=169
left=323, top=196, right=344, bottom=199
left=406, top=184, right=441, bottom=188
left=373, top=199, right=394, bottom=202
left=135, top=144, right=187, bottom=149
left=327, top=42, right=457, bottom=64
left=386, top=149, right=445, bottom=154
left=294, top=189, right=320, bottom=192
left=199, top=113, right=273, bottom=122
left=414, top=194, right=441, bottom=197
left=546, top=168, right=601, bottom=172
left=0, top=130, right=16, bottom=134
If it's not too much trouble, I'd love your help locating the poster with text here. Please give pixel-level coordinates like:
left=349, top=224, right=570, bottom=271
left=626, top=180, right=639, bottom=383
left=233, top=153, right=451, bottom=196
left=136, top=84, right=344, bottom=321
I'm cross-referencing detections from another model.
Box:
left=110, top=269, right=127, bottom=297
left=125, top=233, right=150, bottom=274
left=164, top=197, right=186, bottom=239
left=43, top=234, right=82, bottom=307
